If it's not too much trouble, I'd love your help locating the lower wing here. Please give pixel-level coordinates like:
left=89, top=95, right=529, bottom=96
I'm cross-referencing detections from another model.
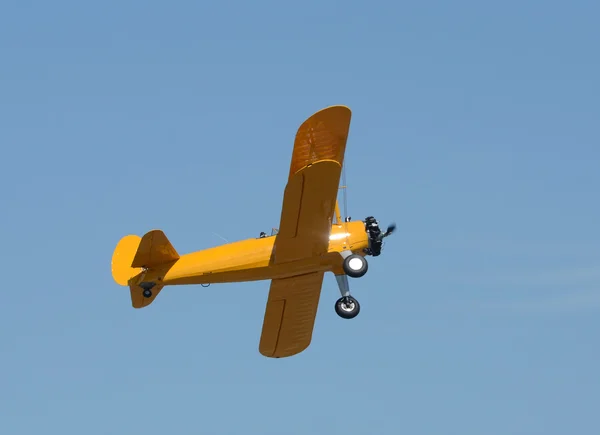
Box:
left=259, top=271, right=325, bottom=358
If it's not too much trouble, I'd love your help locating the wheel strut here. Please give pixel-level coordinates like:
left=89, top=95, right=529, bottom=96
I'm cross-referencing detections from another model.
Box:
left=334, top=272, right=360, bottom=319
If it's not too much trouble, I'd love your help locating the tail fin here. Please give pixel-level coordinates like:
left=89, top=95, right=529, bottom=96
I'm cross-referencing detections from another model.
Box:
left=131, top=229, right=180, bottom=269
left=111, top=229, right=180, bottom=308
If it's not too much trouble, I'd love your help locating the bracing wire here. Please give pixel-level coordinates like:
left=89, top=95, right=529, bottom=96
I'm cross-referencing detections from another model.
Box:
left=341, top=161, right=348, bottom=220
left=341, top=159, right=350, bottom=246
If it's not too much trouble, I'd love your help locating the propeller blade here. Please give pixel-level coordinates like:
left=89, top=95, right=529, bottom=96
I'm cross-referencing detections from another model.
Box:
left=384, top=222, right=396, bottom=237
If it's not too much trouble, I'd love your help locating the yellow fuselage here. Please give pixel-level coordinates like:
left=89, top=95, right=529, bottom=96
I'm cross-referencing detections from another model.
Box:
left=146, top=221, right=368, bottom=286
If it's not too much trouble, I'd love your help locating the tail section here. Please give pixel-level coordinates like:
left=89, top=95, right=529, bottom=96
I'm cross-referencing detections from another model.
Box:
left=111, top=229, right=180, bottom=308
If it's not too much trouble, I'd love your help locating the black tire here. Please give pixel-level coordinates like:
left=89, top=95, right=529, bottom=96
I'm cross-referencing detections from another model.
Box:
left=143, top=289, right=152, bottom=298
left=335, top=296, right=360, bottom=319
left=343, top=254, right=368, bottom=278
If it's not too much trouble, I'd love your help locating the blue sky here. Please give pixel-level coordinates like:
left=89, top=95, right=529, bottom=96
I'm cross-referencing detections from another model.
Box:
left=1, top=0, right=599, bottom=433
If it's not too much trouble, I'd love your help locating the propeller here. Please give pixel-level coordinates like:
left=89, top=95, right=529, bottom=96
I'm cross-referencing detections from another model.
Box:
left=363, top=217, right=395, bottom=256
left=383, top=222, right=396, bottom=238
left=375, top=222, right=396, bottom=241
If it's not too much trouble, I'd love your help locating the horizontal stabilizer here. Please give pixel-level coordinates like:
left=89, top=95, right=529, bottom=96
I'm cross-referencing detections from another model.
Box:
left=111, top=235, right=143, bottom=286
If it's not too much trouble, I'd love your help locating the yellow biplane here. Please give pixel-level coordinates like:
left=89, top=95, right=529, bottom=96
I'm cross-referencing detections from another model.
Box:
left=111, top=105, right=395, bottom=358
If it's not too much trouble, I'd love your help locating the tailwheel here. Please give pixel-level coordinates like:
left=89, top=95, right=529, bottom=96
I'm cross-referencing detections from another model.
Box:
left=335, top=296, right=360, bottom=319
left=343, top=254, right=368, bottom=278
left=140, top=282, right=155, bottom=299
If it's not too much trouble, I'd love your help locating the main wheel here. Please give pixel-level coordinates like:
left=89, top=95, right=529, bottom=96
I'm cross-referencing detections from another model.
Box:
left=142, top=289, right=152, bottom=298
left=335, top=296, right=360, bottom=319
left=343, top=254, right=368, bottom=278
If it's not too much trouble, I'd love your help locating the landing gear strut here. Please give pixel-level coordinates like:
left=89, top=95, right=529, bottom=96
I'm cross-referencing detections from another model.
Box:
left=334, top=252, right=366, bottom=319
left=330, top=216, right=396, bottom=320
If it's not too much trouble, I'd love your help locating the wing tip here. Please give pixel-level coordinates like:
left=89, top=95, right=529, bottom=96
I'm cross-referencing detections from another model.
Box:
left=259, top=342, right=312, bottom=359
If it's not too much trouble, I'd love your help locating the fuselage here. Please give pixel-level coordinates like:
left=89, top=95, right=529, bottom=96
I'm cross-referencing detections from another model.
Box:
left=148, top=221, right=369, bottom=286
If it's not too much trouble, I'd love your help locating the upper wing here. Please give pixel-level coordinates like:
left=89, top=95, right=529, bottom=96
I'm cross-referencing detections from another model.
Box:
left=273, top=105, right=352, bottom=264
left=258, top=106, right=352, bottom=358
left=259, top=271, right=325, bottom=358
left=287, top=105, right=352, bottom=180
left=274, top=160, right=342, bottom=263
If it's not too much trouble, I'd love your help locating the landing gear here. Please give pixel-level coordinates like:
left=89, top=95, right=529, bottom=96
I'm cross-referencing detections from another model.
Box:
left=342, top=254, right=368, bottom=278
left=328, top=216, right=396, bottom=320
left=143, top=289, right=152, bottom=298
left=335, top=296, right=360, bottom=319
left=334, top=272, right=361, bottom=319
